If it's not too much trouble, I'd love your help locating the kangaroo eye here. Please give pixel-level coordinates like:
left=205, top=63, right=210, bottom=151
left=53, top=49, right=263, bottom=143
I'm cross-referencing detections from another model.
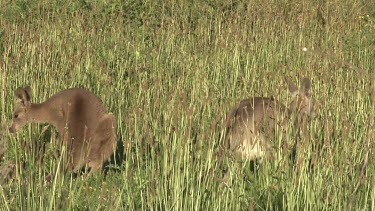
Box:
left=14, top=114, right=19, bottom=119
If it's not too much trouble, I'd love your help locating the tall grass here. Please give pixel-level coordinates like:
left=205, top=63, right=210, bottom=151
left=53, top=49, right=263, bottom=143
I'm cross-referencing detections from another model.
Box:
left=0, top=0, right=374, bottom=210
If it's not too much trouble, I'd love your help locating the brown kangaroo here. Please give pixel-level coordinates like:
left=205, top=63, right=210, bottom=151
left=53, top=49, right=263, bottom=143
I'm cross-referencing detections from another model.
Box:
left=9, top=86, right=117, bottom=173
left=223, top=78, right=313, bottom=161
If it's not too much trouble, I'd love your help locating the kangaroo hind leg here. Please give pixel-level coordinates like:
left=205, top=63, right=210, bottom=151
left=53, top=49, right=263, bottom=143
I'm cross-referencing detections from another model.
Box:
left=87, top=113, right=117, bottom=173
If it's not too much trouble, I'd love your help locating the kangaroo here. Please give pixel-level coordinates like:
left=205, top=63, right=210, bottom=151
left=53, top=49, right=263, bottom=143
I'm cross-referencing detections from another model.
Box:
left=223, top=78, right=313, bottom=161
left=9, top=86, right=117, bottom=173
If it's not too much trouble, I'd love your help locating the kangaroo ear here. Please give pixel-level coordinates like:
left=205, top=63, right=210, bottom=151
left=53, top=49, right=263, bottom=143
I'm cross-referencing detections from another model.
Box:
left=24, top=86, right=32, bottom=100
left=300, top=78, right=311, bottom=96
left=15, top=86, right=32, bottom=105
left=285, top=77, right=298, bottom=95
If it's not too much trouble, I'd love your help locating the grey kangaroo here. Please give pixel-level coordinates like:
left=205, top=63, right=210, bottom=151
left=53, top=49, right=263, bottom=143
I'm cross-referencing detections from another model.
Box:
left=224, top=78, right=313, bottom=161
left=9, top=86, right=117, bottom=173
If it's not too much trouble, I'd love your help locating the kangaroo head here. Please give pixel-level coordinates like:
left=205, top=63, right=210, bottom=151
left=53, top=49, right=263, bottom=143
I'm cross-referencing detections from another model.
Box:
left=287, top=77, right=313, bottom=115
left=9, top=86, right=33, bottom=133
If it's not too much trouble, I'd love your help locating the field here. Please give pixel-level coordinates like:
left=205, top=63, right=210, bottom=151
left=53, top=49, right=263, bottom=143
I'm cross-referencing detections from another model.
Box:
left=0, top=0, right=374, bottom=210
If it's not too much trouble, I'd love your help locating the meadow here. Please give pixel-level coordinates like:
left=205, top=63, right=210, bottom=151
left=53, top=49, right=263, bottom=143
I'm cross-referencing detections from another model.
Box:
left=0, top=0, right=374, bottom=210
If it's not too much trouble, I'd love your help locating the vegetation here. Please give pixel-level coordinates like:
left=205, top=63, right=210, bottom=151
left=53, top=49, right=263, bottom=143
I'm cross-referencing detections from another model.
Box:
left=0, top=0, right=374, bottom=210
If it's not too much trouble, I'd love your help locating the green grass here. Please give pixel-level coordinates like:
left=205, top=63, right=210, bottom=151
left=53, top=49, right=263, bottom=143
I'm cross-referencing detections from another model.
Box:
left=0, top=0, right=374, bottom=210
